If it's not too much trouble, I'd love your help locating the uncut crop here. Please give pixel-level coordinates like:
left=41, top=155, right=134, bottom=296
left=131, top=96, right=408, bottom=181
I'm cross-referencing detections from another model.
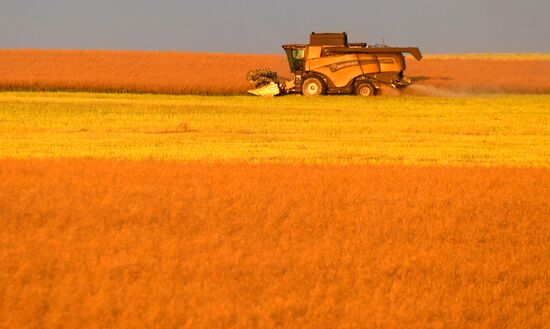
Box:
left=0, top=92, right=548, bottom=166
left=1, top=49, right=549, bottom=95
left=405, top=56, right=550, bottom=94
left=1, top=160, right=548, bottom=328
left=0, top=49, right=290, bottom=95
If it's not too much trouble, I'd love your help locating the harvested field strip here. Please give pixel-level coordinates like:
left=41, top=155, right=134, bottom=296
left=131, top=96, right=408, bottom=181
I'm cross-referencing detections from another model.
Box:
left=1, top=160, right=549, bottom=328
left=1, top=92, right=549, bottom=166
left=1, top=49, right=549, bottom=94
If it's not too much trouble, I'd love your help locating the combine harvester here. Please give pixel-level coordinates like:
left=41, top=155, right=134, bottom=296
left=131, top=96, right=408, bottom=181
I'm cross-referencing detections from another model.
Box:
left=247, top=32, right=422, bottom=96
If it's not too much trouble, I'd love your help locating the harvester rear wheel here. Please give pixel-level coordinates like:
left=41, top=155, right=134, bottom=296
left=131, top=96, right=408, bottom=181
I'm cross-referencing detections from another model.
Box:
left=355, top=82, right=376, bottom=97
left=302, top=77, right=325, bottom=96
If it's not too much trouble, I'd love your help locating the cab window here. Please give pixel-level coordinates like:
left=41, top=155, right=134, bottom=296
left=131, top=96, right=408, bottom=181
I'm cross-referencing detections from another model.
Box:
left=292, top=49, right=305, bottom=60
left=290, top=49, right=305, bottom=71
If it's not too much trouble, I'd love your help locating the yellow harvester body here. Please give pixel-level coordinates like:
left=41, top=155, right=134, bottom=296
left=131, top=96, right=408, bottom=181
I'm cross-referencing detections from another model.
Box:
left=247, top=32, right=422, bottom=96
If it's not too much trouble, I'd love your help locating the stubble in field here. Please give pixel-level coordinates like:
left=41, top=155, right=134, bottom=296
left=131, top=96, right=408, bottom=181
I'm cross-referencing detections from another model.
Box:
left=1, top=92, right=549, bottom=166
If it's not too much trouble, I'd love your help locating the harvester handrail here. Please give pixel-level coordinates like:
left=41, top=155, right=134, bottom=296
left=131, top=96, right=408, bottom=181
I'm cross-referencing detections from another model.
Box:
left=322, top=47, right=423, bottom=61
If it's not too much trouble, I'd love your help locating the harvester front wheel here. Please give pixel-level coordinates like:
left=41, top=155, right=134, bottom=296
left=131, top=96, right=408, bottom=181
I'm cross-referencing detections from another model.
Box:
left=302, top=77, right=325, bottom=96
left=355, top=82, right=377, bottom=97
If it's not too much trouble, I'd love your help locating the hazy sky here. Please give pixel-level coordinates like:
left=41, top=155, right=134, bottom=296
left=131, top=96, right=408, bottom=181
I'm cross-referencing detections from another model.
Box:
left=1, top=0, right=549, bottom=54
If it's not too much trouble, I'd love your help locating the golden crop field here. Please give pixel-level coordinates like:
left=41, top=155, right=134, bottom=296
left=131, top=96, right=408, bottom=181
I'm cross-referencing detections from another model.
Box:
left=1, top=160, right=549, bottom=328
left=1, top=91, right=549, bottom=328
left=1, top=92, right=549, bottom=166
left=1, top=50, right=549, bottom=95
left=426, top=53, right=550, bottom=60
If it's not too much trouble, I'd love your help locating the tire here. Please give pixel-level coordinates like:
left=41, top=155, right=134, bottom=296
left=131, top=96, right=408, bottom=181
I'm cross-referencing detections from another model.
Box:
left=355, top=82, right=377, bottom=97
left=302, top=77, right=325, bottom=96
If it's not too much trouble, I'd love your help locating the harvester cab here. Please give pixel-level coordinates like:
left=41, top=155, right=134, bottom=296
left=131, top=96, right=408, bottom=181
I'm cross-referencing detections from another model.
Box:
left=247, top=32, right=422, bottom=97
left=284, top=46, right=306, bottom=73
